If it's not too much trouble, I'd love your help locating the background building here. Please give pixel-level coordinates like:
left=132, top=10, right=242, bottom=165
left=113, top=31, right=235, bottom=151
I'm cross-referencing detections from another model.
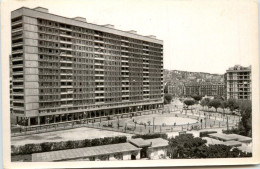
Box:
left=10, top=7, right=164, bottom=126
left=183, top=82, right=224, bottom=97
left=225, top=65, right=251, bottom=100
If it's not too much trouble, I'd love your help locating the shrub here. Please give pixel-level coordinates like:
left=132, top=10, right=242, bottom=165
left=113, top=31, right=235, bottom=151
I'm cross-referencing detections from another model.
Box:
left=132, top=133, right=168, bottom=140
left=11, top=136, right=127, bottom=155
left=40, top=142, right=52, bottom=152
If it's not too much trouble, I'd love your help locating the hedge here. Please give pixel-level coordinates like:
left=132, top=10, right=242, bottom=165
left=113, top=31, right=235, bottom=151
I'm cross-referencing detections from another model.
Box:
left=199, top=131, right=217, bottom=137
left=132, top=133, right=168, bottom=140
left=222, top=128, right=240, bottom=135
left=11, top=136, right=127, bottom=155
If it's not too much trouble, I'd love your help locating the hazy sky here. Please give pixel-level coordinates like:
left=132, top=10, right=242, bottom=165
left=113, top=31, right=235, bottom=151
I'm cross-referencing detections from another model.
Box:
left=1, top=0, right=258, bottom=74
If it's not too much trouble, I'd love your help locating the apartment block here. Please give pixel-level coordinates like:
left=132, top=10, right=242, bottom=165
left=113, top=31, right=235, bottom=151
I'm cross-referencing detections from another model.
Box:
left=10, top=7, right=164, bottom=126
left=183, top=82, right=224, bottom=97
left=225, top=65, right=251, bottom=100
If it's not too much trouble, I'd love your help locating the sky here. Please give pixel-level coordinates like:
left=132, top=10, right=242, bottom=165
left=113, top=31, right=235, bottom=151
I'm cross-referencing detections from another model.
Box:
left=1, top=0, right=258, bottom=74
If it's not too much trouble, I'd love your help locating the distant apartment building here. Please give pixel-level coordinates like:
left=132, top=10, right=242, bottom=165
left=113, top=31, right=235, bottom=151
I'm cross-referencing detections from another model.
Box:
left=225, top=65, right=251, bottom=100
left=10, top=7, right=164, bottom=126
left=164, top=82, right=183, bottom=96
left=183, top=82, right=224, bottom=97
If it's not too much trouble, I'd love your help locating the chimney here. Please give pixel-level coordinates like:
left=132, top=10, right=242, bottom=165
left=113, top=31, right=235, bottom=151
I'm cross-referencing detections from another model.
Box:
left=73, top=17, right=86, bottom=22
left=34, top=7, right=49, bottom=13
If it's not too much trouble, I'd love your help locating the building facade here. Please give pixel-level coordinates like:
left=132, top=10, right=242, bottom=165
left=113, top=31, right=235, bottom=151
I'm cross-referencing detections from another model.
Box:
left=183, top=82, right=224, bottom=97
left=11, top=7, right=164, bottom=126
left=225, top=65, right=251, bottom=100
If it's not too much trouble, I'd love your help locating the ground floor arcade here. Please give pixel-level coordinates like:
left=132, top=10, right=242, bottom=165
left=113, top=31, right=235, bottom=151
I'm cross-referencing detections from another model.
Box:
left=15, top=103, right=163, bottom=126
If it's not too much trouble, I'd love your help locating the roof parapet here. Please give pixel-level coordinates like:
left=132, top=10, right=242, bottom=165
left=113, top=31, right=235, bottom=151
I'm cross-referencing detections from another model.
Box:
left=73, top=17, right=86, bottom=22
left=145, top=35, right=157, bottom=39
left=127, top=30, right=137, bottom=34
left=34, top=7, right=49, bottom=13
left=103, top=24, right=115, bottom=29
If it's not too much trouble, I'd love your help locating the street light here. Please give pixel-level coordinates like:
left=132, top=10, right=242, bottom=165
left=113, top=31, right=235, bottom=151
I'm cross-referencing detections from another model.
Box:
left=153, top=117, right=155, bottom=133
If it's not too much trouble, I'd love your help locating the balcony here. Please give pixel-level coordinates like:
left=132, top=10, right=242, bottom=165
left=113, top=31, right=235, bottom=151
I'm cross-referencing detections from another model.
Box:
left=12, top=64, right=23, bottom=68
left=61, top=91, right=73, bottom=94
left=60, top=79, right=73, bottom=82
left=95, top=90, right=105, bottom=93
left=12, top=35, right=23, bottom=40
left=60, top=33, right=72, bottom=38
left=12, top=50, right=23, bottom=54
left=60, top=85, right=73, bottom=88
left=60, top=40, right=72, bottom=44
left=12, top=71, right=23, bottom=75
left=61, top=103, right=73, bottom=107
left=94, top=56, right=105, bottom=60
left=95, top=74, right=104, bottom=77
left=12, top=42, right=23, bottom=47
left=60, top=47, right=72, bottom=51
left=60, top=66, right=73, bottom=69
left=94, top=79, right=104, bottom=82
left=60, top=60, right=73, bottom=63
left=95, top=96, right=105, bottom=99
left=60, top=73, right=73, bottom=76
left=59, top=27, right=72, bottom=31
left=60, top=53, right=72, bottom=57
left=12, top=27, right=23, bottom=33
left=61, top=97, right=73, bottom=101
left=11, top=20, right=22, bottom=26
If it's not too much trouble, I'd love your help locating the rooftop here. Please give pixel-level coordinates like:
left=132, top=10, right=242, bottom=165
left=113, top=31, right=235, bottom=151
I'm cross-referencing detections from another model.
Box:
left=32, top=142, right=141, bottom=162
left=227, top=65, right=251, bottom=72
left=203, top=137, right=242, bottom=147
left=224, top=141, right=242, bottom=147
left=147, top=138, right=169, bottom=148
left=128, top=138, right=151, bottom=148
left=208, top=133, right=238, bottom=141
left=12, top=7, right=162, bottom=44
left=226, top=134, right=252, bottom=143
left=128, top=138, right=169, bottom=148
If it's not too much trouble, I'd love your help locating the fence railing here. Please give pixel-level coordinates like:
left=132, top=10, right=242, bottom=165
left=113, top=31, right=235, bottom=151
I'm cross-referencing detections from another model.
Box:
left=11, top=107, right=240, bottom=137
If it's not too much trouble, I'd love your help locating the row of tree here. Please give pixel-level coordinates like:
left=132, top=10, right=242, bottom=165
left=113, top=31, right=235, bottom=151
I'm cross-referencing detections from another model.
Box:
left=183, top=96, right=252, bottom=137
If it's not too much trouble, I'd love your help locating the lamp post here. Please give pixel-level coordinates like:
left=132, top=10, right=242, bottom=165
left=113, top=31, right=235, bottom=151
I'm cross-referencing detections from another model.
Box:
left=227, top=115, right=229, bottom=130
left=153, top=117, right=155, bottom=133
left=117, top=116, right=120, bottom=129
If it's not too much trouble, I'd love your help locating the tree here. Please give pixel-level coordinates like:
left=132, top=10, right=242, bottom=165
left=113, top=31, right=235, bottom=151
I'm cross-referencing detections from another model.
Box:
left=220, top=100, right=228, bottom=118
left=184, top=99, right=195, bottom=108
left=167, top=134, right=252, bottom=159
left=208, top=99, right=222, bottom=112
left=184, top=99, right=195, bottom=114
left=200, top=98, right=210, bottom=110
left=220, top=101, right=228, bottom=113
left=164, top=94, right=173, bottom=104
left=164, top=99, right=169, bottom=104
left=191, top=95, right=202, bottom=103
left=214, top=95, right=224, bottom=101
left=227, top=98, right=239, bottom=112
left=238, top=100, right=252, bottom=137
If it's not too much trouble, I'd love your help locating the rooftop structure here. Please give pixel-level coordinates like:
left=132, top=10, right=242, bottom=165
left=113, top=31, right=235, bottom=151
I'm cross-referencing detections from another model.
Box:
left=32, top=142, right=141, bottom=162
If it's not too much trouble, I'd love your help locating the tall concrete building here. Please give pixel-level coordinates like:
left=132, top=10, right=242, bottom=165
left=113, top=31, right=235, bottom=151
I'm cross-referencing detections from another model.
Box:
left=226, top=65, right=251, bottom=100
left=11, top=7, right=164, bottom=126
